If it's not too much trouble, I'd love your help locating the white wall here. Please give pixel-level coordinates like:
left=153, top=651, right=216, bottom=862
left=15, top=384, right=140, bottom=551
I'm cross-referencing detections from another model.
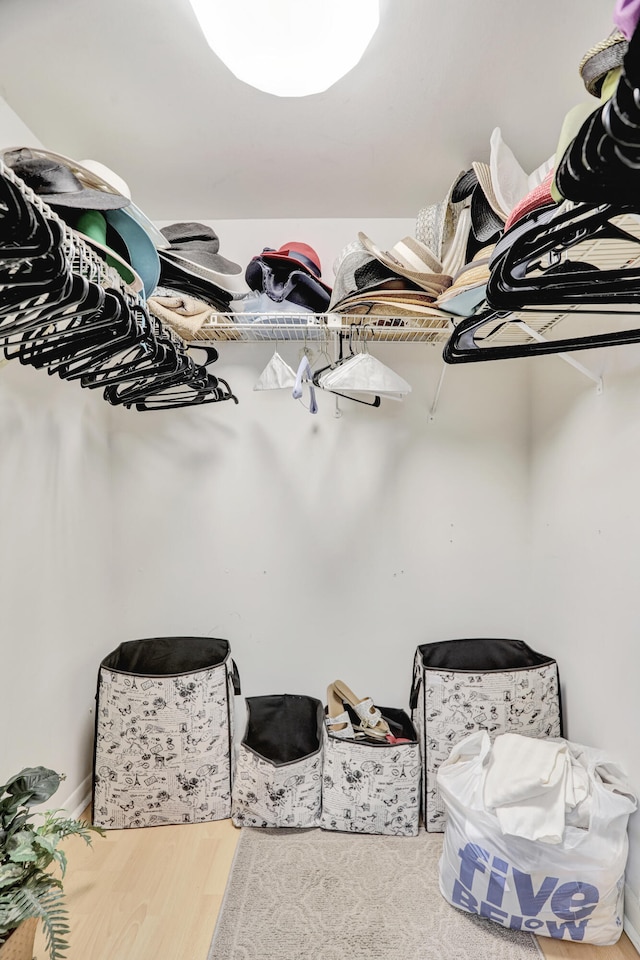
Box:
left=0, top=192, right=531, bottom=831
left=107, top=337, right=532, bottom=715
left=530, top=341, right=640, bottom=944
left=0, top=99, right=114, bottom=813
left=2, top=85, right=639, bottom=944
left=107, top=215, right=532, bottom=724
left=0, top=363, right=113, bottom=813
left=0, top=96, right=43, bottom=151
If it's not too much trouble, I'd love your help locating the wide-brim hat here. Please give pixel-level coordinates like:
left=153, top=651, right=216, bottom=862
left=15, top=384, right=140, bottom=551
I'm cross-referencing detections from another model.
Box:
left=357, top=232, right=448, bottom=293
left=158, top=258, right=235, bottom=309
left=440, top=263, right=491, bottom=295
left=79, top=158, right=170, bottom=250
left=160, top=222, right=249, bottom=296
left=472, top=161, right=508, bottom=221
left=335, top=299, right=452, bottom=320
left=489, top=128, right=555, bottom=221
left=489, top=128, right=530, bottom=220
left=245, top=258, right=331, bottom=313
left=437, top=285, right=487, bottom=318
left=579, top=30, right=628, bottom=97
left=441, top=207, right=472, bottom=278
left=104, top=207, right=161, bottom=299
left=469, top=183, right=505, bottom=244
left=435, top=245, right=494, bottom=317
left=335, top=287, right=440, bottom=306
left=65, top=209, right=144, bottom=296
left=254, top=241, right=332, bottom=294
left=2, top=146, right=131, bottom=211
left=415, top=169, right=470, bottom=266
left=330, top=241, right=410, bottom=309
left=505, top=169, right=556, bottom=231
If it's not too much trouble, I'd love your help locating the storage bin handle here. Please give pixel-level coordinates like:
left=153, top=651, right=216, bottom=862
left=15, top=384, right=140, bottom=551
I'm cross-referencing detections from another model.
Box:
left=230, top=659, right=241, bottom=695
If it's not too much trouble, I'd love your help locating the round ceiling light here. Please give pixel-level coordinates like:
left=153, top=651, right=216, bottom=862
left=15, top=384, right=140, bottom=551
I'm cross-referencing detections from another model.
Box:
left=187, top=0, right=380, bottom=98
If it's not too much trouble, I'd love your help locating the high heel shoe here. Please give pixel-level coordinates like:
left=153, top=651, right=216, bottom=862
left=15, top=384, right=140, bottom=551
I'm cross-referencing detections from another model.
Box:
left=325, top=683, right=358, bottom=739
left=331, top=680, right=391, bottom=741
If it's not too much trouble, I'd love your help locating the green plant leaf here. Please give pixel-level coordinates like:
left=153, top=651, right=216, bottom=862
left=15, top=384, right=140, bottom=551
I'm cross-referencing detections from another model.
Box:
left=5, top=831, right=39, bottom=864
left=2, top=768, right=61, bottom=807
left=0, top=880, right=70, bottom=959
left=0, top=767, right=103, bottom=960
left=0, top=865, right=25, bottom=890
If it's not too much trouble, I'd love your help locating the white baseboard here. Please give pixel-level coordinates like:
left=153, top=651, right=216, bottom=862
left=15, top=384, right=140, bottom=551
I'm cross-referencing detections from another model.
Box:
left=624, top=883, right=640, bottom=954
left=60, top=774, right=92, bottom=820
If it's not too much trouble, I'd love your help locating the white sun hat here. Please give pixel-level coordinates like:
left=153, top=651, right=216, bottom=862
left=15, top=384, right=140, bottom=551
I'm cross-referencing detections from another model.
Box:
left=489, top=127, right=554, bottom=219
left=80, top=158, right=170, bottom=249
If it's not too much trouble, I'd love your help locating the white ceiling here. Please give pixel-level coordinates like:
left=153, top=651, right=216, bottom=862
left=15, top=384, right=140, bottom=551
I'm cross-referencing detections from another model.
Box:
left=0, top=0, right=615, bottom=222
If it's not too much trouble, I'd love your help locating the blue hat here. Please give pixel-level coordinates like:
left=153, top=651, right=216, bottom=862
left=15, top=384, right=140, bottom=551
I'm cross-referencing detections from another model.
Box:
left=104, top=207, right=161, bottom=300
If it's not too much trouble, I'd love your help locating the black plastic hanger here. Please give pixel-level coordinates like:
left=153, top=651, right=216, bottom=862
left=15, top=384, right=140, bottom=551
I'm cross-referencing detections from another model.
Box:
left=0, top=168, right=238, bottom=409
left=486, top=200, right=640, bottom=311
left=442, top=301, right=640, bottom=363
left=554, top=16, right=640, bottom=206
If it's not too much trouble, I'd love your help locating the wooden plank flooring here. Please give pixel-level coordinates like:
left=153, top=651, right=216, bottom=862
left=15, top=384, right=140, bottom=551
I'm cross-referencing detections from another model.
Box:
left=33, top=809, right=638, bottom=960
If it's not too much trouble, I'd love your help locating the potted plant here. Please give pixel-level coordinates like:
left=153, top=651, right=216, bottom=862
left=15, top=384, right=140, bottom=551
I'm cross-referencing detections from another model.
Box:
left=0, top=766, right=103, bottom=960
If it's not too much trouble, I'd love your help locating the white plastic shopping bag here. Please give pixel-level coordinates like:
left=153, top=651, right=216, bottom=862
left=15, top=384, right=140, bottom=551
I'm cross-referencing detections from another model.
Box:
left=437, top=730, right=637, bottom=946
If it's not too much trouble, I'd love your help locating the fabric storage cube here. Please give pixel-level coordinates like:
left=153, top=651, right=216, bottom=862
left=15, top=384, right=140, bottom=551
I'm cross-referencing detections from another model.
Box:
left=410, top=637, right=562, bottom=833
left=92, top=636, right=240, bottom=829
left=320, top=707, right=421, bottom=836
left=232, top=694, right=324, bottom=828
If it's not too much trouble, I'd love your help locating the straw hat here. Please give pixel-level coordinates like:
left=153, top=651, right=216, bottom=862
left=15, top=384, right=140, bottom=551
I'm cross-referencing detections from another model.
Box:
left=435, top=245, right=494, bottom=317
left=415, top=169, right=472, bottom=265
left=472, top=161, right=508, bottom=221
left=357, top=232, right=447, bottom=293
left=579, top=30, right=628, bottom=98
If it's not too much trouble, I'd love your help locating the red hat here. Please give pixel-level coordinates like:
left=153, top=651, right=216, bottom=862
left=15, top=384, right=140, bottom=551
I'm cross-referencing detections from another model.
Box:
left=504, top=170, right=556, bottom=231
left=256, top=242, right=332, bottom=293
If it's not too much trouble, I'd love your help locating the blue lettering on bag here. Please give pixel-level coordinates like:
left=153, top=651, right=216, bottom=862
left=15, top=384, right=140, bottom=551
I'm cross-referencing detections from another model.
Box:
left=550, top=882, right=599, bottom=921
left=513, top=868, right=559, bottom=916
left=546, top=919, right=590, bottom=941
left=453, top=844, right=600, bottom=936
left=480, top=902, right=508, bottom=924
left=452, top=879, right=479, bottom=914
left=457, top=843, right=490, bottom=889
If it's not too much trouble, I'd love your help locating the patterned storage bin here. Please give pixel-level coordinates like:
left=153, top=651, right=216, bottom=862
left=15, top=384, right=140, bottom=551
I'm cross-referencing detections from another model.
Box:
left=320, top=707, right=421, bottom=836
left=410, top=637, right=562, bottom=832
left=232, top=694, right=324, bottom=828
left=92, top=636, right=240, bottom=829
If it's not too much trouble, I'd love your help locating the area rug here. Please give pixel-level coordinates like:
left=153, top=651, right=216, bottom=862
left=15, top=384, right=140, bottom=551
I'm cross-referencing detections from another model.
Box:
left=208, top=828, right=544, bottom=960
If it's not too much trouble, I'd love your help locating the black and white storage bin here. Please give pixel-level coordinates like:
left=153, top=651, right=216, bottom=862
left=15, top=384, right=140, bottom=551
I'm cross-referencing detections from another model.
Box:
left=410, top=637, right=562, bottom=832
left=320, top=707, right=421, bottom=836
left=92, top=636, right=240, bottom=829
left=232, top=694, right=324, bottom=828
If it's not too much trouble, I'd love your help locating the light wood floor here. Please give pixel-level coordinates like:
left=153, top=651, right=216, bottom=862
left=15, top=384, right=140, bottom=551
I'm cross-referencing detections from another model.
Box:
left=33, top=809, right=639, bottom=960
